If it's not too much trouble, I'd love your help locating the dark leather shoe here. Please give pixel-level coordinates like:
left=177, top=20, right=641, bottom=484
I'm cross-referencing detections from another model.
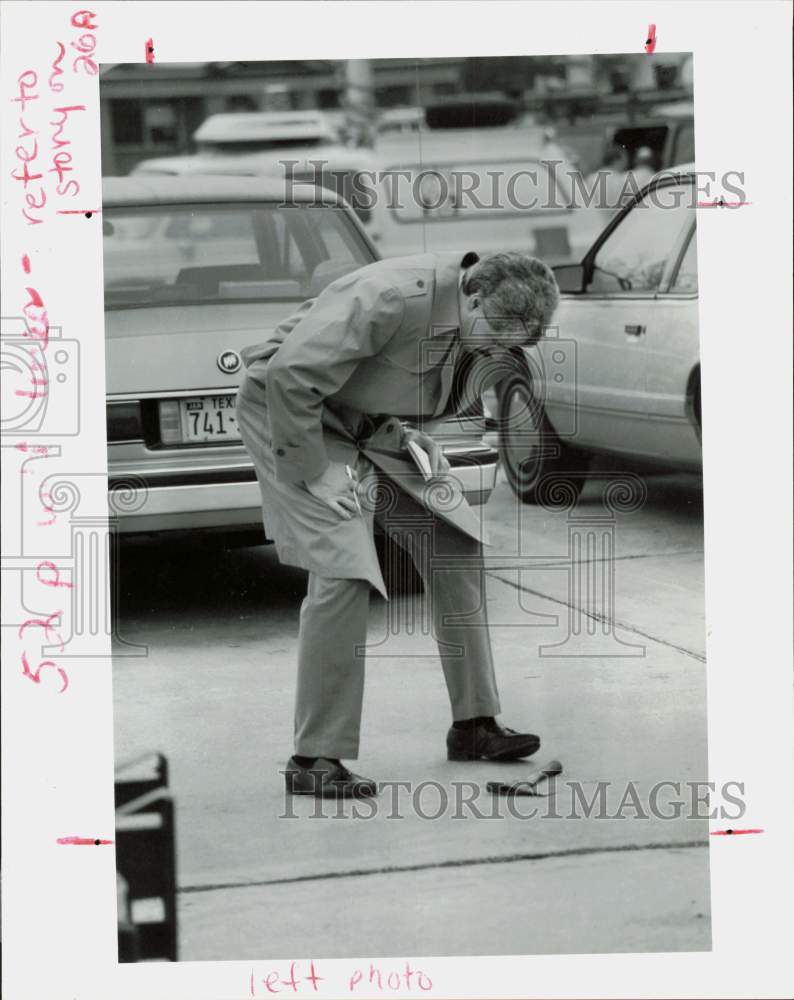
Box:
left=284, top=757, right=378, bottom=798
left=447, top=720, right=540, bottom=761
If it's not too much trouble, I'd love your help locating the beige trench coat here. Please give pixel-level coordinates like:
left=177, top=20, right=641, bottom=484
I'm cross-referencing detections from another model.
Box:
left=236, top=251, right=489, bottom=599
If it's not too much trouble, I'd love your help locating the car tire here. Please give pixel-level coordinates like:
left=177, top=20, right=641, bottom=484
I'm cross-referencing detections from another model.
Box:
left=498, top=370, right=591, bottom=506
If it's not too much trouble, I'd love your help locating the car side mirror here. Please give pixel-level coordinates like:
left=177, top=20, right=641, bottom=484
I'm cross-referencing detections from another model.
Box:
left=552, top=263, right=586, bottom=293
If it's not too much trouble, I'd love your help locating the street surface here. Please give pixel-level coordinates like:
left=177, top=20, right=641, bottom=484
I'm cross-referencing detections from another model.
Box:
left=113, top=465, right=709, bottom=959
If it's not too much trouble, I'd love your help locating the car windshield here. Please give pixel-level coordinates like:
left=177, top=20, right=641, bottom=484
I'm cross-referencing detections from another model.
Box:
left=103, top=203, right=372, bottom=309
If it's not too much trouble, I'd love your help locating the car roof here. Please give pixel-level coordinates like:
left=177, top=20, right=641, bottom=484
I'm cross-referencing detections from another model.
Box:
left=650, top=100, right=694, bottom=120
left=132, top=144, right=380, bottom=177
left=194, top=110, right=337, bottom=144
left=378, top=106, right=425, bottom=123
left=102, top=174, right=346, bottom=207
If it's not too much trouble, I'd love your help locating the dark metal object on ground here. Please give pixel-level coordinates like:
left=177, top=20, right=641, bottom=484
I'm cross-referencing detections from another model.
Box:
left=487, top=759, right=564, bottom=796
left=115, top=752, right=177, bottom=961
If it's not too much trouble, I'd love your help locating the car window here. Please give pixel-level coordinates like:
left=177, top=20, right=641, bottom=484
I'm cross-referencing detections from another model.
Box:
left=670, top=122, right=695, bottom=166
left=103, top=204, right=373, bottom=310
left=586, top=183, right=693, bottom=294
left=163, top=211, right=254, bottom=241
left=385, top=159, right=558, bottom=222
left=267, top=205, right=369, bottom=296
left=670, top=227, right=698, bottom=292
left=269, top=210, right=307, bottom=279
left=312, top=206, right=367, bottom=259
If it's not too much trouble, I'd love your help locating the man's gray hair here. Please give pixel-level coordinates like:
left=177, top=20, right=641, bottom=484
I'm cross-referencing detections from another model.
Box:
left=463, top=252, right=560, bottom=340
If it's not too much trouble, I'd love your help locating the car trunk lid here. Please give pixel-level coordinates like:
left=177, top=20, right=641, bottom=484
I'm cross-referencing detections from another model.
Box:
left=104, top=302, right=294, bottom=396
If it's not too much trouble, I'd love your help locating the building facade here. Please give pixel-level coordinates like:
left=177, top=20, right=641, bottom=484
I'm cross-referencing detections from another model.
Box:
left=99, top=55, right=692, bottom=175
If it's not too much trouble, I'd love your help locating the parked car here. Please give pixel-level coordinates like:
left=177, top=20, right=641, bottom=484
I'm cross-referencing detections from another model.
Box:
left=102, top=175, right=497, bottom=541
left=130, top=110, right=381, bottom=234
left=498, top=165, right=701, bottom=504
left=376, top=106, right=425, bottom=137
left=552, top=101, right=695, bottom=179
left=606, top=102, right=695, bottom=175
left=131, top=110, right=342, bottom=172
left=371, top=96, right=604, bottom=264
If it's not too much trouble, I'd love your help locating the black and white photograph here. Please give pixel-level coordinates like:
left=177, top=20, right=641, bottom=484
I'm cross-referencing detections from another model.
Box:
left=101, top=50, right=716, bottom=962
left=2, top=2, right=793, bottom=998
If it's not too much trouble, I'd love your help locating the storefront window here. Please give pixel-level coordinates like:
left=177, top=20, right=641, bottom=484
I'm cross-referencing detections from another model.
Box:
left=111, top=100, right=144, bottom=146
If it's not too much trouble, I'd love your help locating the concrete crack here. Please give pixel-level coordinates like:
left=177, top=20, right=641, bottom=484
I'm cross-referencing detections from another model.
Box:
left=484, top=547, right=703, bottom=569
left=486, top=570, right=706, bottom=663
left=178, top=839, right=708, bottom=896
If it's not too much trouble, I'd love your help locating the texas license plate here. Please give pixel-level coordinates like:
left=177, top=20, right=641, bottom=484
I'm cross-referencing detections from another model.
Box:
left=179, top=395, right=241, bottom=443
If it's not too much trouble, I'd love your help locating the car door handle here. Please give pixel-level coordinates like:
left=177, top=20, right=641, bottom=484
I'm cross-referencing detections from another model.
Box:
left=624, top=324, right=646, bottom=337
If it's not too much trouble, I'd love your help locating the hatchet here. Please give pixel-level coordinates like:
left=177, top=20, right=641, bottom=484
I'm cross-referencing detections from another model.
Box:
left=486, top=759, right=563, bottom=796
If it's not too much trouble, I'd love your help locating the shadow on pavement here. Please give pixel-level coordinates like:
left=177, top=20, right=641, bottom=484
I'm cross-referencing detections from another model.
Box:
left=114, top=537, right=308, bottom=623
left=578, top=460, right=703, bottom=519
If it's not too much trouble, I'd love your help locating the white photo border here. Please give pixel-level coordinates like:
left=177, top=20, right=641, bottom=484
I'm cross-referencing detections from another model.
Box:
left=1, top=2, right=792, bottom=998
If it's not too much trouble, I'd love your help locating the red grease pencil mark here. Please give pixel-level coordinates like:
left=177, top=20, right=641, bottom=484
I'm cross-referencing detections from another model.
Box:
left=146, top=38, right=155, bottom=64
left=56, top=209, right=101, bottom=217
left=645, top=24, right=657, bottom=53
left=57, top=836, right=114, bottom=845
left=38, top=491, right=57, bottom=526
left=21, top=651, right=69, bottom=693
left=710, top=828, right=764, bottom=836
left=19, top=611, right=65, bottom=652
left=37, top=560, right=74, bottom=589
left=22, top=254, right=31, bottom=273
left=15, top=355, right=48, bottom=399
left=698, top=199, right=752, bottom=208
left=19, top=610, right=63, bottom=643
left=15, top=442, right=52, bottom=454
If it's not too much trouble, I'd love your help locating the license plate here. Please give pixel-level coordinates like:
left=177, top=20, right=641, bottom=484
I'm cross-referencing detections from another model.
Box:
left=179, top=395, right=241, bottom=443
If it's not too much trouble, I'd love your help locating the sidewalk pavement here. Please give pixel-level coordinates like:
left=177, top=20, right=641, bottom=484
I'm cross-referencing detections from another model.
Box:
left=113, top=472, right=710, bottom=959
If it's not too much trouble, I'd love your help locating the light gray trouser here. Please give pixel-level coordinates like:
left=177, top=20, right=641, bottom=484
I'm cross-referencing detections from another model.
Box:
left=294, top=485, right=501, bottom=759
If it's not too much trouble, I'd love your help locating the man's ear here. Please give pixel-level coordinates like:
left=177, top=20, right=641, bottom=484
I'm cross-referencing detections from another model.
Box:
left=469, top=296, right=480, bottom=312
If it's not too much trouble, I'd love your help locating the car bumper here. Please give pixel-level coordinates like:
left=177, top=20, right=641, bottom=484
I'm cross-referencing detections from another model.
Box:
left=108, top=447, right=498, bottom=537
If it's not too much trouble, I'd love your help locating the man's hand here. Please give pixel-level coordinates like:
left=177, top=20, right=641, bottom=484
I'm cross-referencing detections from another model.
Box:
left=305, top=462, right=361, bottom=520
left=404, top=427, right=451, bottom=477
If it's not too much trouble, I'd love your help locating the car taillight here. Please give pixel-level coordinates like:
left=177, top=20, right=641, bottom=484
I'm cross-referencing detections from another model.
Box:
left=157, top=399, right=181, bottom=444
left=107, top=401, right=143, bottom=442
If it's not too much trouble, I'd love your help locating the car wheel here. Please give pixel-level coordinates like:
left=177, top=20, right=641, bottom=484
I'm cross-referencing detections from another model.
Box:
left=498, top=371, right=591, bottom=506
